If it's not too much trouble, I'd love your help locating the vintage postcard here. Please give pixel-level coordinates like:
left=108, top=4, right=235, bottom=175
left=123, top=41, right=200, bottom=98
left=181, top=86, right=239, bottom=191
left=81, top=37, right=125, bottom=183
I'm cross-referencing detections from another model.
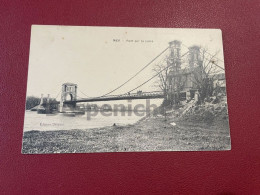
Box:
left=22, top=25, right=231, bottom=154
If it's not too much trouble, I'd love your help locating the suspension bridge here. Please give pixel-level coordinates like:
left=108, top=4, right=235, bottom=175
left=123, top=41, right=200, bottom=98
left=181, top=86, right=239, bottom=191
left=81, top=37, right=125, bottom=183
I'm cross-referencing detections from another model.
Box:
left=36, top=40, right=224, bottom=113
left=66, top=91, right=165, bottom=104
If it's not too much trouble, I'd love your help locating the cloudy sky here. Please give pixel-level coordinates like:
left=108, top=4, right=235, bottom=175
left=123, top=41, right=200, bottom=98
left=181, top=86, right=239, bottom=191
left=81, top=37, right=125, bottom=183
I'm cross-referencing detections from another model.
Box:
left=26, top=25, right=225, bottom=102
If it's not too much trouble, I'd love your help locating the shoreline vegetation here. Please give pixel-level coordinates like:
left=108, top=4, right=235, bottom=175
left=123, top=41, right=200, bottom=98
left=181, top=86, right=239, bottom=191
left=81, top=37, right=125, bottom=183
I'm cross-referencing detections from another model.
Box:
left=22, top=97, right=231, bottom=154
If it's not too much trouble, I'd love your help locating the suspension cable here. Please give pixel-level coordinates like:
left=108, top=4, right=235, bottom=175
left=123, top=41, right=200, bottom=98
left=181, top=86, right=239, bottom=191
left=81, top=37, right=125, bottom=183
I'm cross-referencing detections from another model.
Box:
left=182, top=43, right=225, bottom=70
left=78, top=89, right=92, bottom=98
left=100, top=46, right=169, bottom=97
left=54, top=90, right=61, bottom=100
left=125, top=65, right=169, bottom=94
left=124, top=52, right=190, bottom=94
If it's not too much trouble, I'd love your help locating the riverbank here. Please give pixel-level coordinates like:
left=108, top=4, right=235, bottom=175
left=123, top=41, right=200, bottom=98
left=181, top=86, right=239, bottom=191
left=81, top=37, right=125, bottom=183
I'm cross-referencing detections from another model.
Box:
left=22, top=113, right=230, bottom=154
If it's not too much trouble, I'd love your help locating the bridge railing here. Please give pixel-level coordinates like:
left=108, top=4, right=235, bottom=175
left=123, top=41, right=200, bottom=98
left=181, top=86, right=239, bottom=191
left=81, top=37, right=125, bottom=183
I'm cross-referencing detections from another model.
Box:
left=76, top=91, right=164, bottom=100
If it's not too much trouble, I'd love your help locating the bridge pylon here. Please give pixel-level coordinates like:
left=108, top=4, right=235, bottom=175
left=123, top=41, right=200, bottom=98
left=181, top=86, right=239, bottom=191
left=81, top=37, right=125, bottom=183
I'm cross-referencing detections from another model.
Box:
left=60, top=83, right=77, bottom=112
left=37, top=94, right=46, bottom=114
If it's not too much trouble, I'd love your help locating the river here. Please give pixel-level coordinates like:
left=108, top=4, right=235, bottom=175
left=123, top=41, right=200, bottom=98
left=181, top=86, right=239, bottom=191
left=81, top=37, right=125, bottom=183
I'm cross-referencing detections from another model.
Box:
left=23, top=110, right=147, bottom=132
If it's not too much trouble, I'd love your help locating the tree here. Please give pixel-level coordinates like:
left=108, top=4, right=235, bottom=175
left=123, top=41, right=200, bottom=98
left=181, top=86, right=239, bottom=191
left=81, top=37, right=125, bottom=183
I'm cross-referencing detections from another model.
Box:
left=153, top=58, right=170, bottom=97
left=26, top=96, right=59, bottom=110
left=190, top=48, right=224, bottom=103
left=153, top=58, right=186, bottom=106
left=26, top=96, right=41, bottom=110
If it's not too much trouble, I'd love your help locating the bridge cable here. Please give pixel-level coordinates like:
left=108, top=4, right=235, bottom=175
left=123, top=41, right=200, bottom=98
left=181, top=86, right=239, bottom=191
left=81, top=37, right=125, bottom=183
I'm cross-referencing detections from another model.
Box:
left=100, top=46, right=170, bottom=97
left=181, top=43, right=225, bottom=70
left=182, top=43, right=225, bottom=62
left=124, top=52, right=190, bottom=94
left=199, top=52, right=225, bottom=71
left=78, top=89, right=93, bottom=98
left=125, top=65, right=169, bottom=94
left=54, top=90, right=61, bottom=100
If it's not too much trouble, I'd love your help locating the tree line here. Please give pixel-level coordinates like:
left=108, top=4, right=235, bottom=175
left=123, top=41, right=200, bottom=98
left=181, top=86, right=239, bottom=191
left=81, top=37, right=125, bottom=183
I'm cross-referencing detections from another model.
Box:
left=26, top=96, right=58, bottom=110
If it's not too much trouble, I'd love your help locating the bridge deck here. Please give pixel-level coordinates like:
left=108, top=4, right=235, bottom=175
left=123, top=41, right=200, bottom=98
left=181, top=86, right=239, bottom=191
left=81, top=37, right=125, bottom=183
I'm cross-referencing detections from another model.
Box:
left=65, top=92, right=165, bottom=104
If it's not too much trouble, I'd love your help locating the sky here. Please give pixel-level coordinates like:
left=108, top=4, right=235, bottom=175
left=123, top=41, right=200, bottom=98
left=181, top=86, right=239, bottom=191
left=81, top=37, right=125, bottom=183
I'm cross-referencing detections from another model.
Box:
left=26, top=25, right=225, bottom=103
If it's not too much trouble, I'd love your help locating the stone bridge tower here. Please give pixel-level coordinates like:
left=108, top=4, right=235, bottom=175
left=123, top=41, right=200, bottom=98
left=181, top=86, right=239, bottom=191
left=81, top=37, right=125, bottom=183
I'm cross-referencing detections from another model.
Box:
left=188, top=46, right=202, bottom=68
left=185, top=45, right=203, bottom=99
left=59, top=83, right=77, bottom=112
left=167, top=40, right=182, bottom=104
left=168, top=40, right=182, bottom=72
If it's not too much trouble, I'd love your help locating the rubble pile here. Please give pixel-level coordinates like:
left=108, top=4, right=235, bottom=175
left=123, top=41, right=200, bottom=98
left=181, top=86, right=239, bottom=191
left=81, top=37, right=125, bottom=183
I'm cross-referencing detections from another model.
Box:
left=179, top=96, right=229, bottom=125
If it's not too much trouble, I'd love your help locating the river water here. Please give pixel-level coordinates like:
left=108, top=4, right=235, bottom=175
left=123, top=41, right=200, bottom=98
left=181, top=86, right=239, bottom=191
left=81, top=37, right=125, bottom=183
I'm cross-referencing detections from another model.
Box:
left=23, top=111, right=147, bottom=132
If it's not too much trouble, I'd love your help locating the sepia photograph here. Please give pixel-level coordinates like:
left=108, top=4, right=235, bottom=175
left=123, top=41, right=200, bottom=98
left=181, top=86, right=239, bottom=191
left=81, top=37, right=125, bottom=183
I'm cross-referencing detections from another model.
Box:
left=22, top=25, right=231, bottom=154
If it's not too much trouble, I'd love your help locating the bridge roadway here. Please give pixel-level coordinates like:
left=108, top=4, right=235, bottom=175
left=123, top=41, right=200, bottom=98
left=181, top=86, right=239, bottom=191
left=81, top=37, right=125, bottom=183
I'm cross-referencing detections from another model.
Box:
left=64, top=91, right=165, bottom=104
